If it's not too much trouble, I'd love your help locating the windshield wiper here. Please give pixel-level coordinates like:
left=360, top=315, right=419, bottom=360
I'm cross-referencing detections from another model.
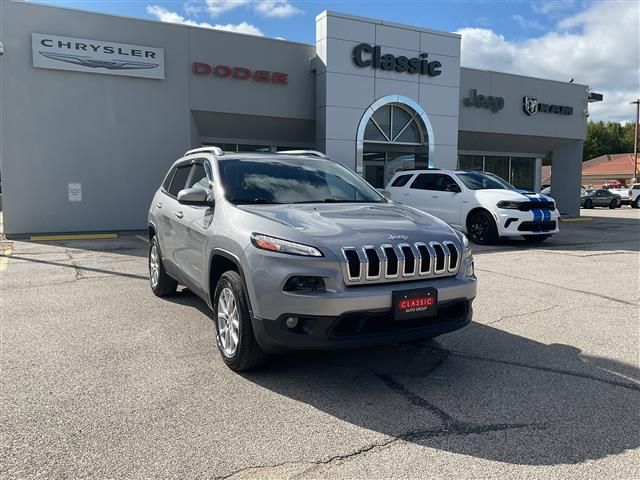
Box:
left=291, top=199, right=374, bottom=204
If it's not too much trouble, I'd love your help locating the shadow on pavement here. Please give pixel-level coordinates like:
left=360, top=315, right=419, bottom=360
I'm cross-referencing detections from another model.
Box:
left=237, top=323, right=640, bottom=466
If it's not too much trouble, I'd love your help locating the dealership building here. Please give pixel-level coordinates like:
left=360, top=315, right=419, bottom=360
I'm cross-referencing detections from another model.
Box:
left=0, top=1, right=600, bottom=236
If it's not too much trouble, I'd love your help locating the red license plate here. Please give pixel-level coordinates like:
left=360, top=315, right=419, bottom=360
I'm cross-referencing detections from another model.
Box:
left=392, top=287, right=438, bottom=321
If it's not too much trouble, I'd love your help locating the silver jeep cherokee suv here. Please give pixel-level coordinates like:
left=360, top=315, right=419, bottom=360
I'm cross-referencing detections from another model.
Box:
left=148, top=147, right=477, bottom=371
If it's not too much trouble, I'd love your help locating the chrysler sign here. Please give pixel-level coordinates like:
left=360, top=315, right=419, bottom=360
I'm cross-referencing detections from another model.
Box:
left=32, top=33, right=165, bottom=80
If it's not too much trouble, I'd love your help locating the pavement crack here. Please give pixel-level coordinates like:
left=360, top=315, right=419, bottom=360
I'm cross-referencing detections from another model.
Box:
left=483, top=304, right=561, bottom=327
left=438, top=348, right=640, bottom=392
left=375, top=373, right=456, bottom=428
left=476, top=268, right=637, bottom=307
left=64, top=249, right=83, bottom=281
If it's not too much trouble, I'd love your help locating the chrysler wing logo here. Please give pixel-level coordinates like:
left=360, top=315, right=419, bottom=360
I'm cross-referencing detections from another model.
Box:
left=523, top=96, right=538, bottom=116
left=39, top=51, right=159, bottom=70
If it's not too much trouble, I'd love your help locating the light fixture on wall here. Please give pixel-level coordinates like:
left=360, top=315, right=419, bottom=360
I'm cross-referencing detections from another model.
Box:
left=0, top=42, right=4, bottom=56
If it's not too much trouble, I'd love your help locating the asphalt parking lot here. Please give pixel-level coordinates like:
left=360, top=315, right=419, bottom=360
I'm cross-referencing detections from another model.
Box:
left=1, top=209, right=639, bottom=479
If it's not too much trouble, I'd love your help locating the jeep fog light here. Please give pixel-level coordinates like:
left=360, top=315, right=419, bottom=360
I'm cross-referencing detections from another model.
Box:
left=283, top=276, right=326, bottom=292
left=285, top=317, right=299, bottom=329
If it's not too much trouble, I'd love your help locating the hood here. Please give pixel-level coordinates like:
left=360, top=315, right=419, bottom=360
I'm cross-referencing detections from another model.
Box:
left=238, top=202, right=460, bottom=253
left=475, top=189, right=553, bottom=203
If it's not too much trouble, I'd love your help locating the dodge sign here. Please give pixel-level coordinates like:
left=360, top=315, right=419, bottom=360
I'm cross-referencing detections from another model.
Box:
left=32, top=33, right=165, bottom=80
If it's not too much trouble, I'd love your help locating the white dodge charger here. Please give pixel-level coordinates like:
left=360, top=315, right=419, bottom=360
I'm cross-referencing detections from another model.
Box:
left=386, top=169, right=560, bottom=244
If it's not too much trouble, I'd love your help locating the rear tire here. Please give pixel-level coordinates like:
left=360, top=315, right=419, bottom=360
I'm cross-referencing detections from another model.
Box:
left=467, top=210, right=499, bottom=245
left=214, top=271, right=268, bottom=372
left=149, top=236, right=178, bottom=297
left=523, top=235, right=549, bottom=242
left=609, top=199, right=617, bottom=209
left=633, top=198, right=639, bottom=209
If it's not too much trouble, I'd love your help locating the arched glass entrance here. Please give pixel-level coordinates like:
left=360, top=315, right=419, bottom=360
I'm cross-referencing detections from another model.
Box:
left=356, top=96, right=433, bottom=188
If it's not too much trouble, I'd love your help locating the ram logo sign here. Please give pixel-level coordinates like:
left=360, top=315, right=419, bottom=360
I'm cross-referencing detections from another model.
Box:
left=32, top=33, right=165, bottom=80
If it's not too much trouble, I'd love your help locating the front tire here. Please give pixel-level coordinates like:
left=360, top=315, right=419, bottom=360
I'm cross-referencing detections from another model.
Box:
left=633, top=198, right=639, bottom=209
left=467, top=210, right=499, bottom=245
left=583, top=199, right=593, bottom=209
left=523, top=235, right=549, bottom=242
left=214, top=271, right=268, bottom=371
left=149, top=236, right=178, bottom=297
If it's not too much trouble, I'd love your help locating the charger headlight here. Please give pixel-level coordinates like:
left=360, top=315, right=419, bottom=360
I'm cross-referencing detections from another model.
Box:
left=251, top=233, right=323, bottom=257
left=497, top=200, right=521, bottom=209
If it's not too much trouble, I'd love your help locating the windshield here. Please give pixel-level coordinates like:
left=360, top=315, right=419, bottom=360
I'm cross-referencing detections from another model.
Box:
left=217, top=157, right=386, bottom=205
left=456, top=171, right=515, bottom=190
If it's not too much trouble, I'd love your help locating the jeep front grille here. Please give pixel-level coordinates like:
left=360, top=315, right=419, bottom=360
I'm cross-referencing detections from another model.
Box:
left=340, top=242, right=460, bottom=285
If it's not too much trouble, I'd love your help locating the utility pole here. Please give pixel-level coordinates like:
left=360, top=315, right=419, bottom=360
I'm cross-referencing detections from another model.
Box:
left=632, top=99, right=640, bottom=182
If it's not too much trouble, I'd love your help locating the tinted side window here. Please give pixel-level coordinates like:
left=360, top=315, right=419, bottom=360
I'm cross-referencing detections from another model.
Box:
left=162, top=167, right=176, bottom=191
left=187, top=163, right=210, bottom=189
left=432, top=174, right=458, bottom=192
left=391, top=174, right=413, bottom=187
left=410, top=174, right=437, bottom=190
left=168, top=165, right=191, bottom=196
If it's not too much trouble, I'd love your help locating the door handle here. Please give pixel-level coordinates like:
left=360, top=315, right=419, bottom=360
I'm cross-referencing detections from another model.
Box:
left=432, top=195, right=439, bottom=198
left=175, top=211, right=184, bottom=219
left=156, top=202, right=162, bottom=208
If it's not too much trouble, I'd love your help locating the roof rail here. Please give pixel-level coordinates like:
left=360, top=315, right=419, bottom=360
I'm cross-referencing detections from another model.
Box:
left=184, top=146, right=224, bottom=156
left=278, top=150, right=329, bottom=159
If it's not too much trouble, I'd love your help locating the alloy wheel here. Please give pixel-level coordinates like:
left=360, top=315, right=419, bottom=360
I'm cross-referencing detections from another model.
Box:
left=149, top=243, right=160, bottom=289
left=217, top=287, right=240, bottom=357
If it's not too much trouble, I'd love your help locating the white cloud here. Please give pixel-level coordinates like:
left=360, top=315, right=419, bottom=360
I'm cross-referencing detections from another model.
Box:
left=204, top=0, right=250, bottom=18
left=254, top=0, right=302, bottom=18
left=193, top=0, right=302, bottom=18
left=531, top=0, right=577, bottom=15
left=511, top=14, right=545, bottom=31
left=146, top=5, right=263, bottom=35
left=458, top=1, right=640, bottom=122
left=212, top=21, right=264, bottom=35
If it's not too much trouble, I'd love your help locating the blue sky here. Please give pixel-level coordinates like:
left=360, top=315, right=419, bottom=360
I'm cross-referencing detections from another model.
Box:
left=34, top=0, right=586, bottom=44
left=32, top=1, right=640, bottom=122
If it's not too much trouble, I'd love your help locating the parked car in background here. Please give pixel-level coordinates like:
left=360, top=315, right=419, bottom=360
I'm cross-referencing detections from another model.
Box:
left=629, top=184, right=640, bottom=208
left=580, top=189, right=621, bottom=209
left=540, top=185, right=586, bottom=198
left=602, top=184, right=629, bottom=206
left=148, top=148, right=476, bottom=371
left=386, top=169, right=559, bottom=244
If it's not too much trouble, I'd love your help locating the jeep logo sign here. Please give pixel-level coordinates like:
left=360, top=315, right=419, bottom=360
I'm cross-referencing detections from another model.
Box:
left=32, top=33, right=165, bottom=80
left=463, top=89, right=504, bottom=113
left=352, top=43, right=442, bottom=76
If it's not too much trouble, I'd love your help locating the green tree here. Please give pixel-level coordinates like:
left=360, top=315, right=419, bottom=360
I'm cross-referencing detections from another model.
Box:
left=583, top=121, right=636, bottom=161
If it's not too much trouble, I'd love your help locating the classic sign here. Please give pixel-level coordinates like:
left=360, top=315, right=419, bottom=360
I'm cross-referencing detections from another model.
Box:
left=523, top=97, right=573, bottom=116
left=32, top=33, right=165, bottom=80
left=463, top=89, right=504, bottom=113
left=352, top=43, right=442, bottom=77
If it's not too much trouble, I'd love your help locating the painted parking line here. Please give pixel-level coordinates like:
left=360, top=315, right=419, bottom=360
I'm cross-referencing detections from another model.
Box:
left=30, top=233, right=118, bottom=241
left=136, top=235, right=150, bottom=244
left=0, top=245, right=13, bottom=272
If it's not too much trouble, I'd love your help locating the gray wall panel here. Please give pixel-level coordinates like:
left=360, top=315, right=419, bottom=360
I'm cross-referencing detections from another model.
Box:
left=1, top=1, right=191, bottom=235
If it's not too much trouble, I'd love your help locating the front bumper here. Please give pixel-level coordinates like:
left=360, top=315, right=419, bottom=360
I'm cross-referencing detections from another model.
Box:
left=495, top=209, right=560, bottom=237
left=252, top=298, right=474, bottom=353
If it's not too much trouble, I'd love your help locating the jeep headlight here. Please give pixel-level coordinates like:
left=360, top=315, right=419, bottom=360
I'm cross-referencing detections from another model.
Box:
left=251, top=233, right=323, bottom=257
left=497, top=200, right=521, bottom=209
left=455, top=231, right=474, bottom=278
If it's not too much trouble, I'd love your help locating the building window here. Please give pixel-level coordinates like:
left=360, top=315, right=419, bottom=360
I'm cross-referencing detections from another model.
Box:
left=458, top=155, right=483, bottom=171
left=364, top=104, right=423, bottom=145
left=457, top=154, right=536, bottom=191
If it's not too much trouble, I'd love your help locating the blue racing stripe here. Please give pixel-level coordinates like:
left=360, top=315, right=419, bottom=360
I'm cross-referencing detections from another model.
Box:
left=542, top=209, right=550, bottom=221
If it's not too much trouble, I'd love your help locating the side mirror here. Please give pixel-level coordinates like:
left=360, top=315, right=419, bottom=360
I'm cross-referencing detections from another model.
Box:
left=377, top=189, right=392, bottom=200
left=445, top=184, right=461, bottom=193
left=177, top=187, right=214, bottom=206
